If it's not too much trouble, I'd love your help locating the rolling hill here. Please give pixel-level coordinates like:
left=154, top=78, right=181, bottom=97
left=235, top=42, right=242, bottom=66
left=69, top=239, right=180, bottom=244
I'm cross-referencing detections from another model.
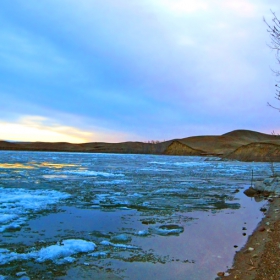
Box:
left=1, top=129, right=280, bottom=162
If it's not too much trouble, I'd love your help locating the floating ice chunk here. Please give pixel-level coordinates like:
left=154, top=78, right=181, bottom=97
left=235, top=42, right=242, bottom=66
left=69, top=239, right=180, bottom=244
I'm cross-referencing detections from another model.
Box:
left=100, top=240, right=139, bottom=250
left=153, top=188, right=183, bottom=194
left=16, top=272, right=27, bottom=277
left=0, top=249, right=9, bottom=253
left=128, top=193, right=143, bottom=198
left=149, top=161, right=167, bottom=165
left=0, top=187, right=70, bottom=232
left=36, top=239, right=96, bottom=262
left=140, top=168, right=172, bottom=172
left=0, top=239, right=96, bottom=265
left=110, top=234, right=131, bottom=243
left=152, top=225, right=184, bottom=236
left=62, top=170, right=124, bottom=177
left=0, top=214, right=17, bottom=224
left=42, top=175, right=68, bottom=180
left=54, top=256, right=76, bottom=265
left=136, top=230, right=149, bottom=236
left=88, top=251, right=108, bottom=258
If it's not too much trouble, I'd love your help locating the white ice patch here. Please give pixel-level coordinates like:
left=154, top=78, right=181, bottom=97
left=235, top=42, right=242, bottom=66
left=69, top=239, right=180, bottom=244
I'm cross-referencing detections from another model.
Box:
left=95, top=179, right=131, bottom=185
left=149, top=161, right=168, bottom=165
left=88, top=251, right=108, bottom=258
left=127, top=193, right=143, bottom=198
left=62, top=170, right=124, bottom=177
left=0, top=239, right=96, bottom=265
left=0, top=187, right=70, bottom=232
left=136, top=230, right=149, bottom=236
left=153, top=188, right=184, bottom=194
left=140, top=168, right=172, bottom=172
left=100, top=240, right=139, bottom=250
left=151, top=225, right=184, bottom=236
left=42, top=175, right=69, bottom=180
left=0, top=214, right=17, bottom=224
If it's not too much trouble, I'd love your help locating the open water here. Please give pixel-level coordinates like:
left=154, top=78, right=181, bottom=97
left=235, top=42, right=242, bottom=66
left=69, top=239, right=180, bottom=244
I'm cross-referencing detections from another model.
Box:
left=0, top=151, right=278, bottom=280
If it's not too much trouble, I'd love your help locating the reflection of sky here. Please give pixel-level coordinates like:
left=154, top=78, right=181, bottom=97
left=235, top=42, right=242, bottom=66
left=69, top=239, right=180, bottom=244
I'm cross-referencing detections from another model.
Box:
left=0, top=162, right=78, bottom=169
left=0, top=1, right=279, bottom=143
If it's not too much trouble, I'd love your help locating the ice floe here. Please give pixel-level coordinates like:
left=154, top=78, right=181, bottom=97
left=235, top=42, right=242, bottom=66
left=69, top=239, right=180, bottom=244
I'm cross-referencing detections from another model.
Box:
left=110, top=234, right=132, bottom=243
left=100, top=241, right=139, bottom=250
left=62, top=170, right=124, bottom=177
left=136, top=230, right=149, bottom=236
left=0, top=239, right=96, bottom=265
left=0, top=187, right=70, bottom=232
left=151, top=225, right=184, bottom=236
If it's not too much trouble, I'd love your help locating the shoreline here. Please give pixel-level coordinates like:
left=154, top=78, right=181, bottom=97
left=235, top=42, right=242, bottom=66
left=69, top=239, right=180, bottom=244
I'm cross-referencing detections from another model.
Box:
left=220, top=195, right=280, bottom=279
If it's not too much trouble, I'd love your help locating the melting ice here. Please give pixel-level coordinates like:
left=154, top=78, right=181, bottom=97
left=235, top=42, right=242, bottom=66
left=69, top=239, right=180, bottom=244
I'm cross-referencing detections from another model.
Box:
left=0, top=151, right=279, bottom=280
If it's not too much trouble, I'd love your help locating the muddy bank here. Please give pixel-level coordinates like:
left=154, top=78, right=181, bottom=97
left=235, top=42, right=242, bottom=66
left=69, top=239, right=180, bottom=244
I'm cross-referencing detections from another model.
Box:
left=219, top=196, right=280, bottom=280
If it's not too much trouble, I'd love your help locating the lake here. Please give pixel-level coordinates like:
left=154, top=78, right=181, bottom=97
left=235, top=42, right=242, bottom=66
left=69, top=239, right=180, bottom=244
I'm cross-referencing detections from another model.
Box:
left=0, top=151, right=277, bottom=280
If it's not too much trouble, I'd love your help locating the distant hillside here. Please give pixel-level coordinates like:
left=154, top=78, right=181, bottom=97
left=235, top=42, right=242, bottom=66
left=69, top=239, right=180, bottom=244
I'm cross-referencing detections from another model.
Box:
left=164, top=141, right=205, bottom=156
left=179, top=129, right=280, bottom=156
left=225, top=142, right=280, bottom=162
left=1, top=129, right=280, bottom=162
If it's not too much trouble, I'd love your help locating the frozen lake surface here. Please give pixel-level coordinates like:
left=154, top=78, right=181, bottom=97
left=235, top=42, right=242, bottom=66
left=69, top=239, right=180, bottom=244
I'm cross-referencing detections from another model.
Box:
left=0, top=151, right=277, bottom=279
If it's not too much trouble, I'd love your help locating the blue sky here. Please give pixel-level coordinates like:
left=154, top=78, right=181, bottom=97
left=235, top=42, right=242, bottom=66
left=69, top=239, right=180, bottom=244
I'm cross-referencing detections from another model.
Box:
left=0, top=0, right=279, bottom=143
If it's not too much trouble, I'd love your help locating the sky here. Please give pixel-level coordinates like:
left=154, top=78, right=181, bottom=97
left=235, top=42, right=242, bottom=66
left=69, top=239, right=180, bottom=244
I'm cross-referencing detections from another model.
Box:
left=0, top=0, right=280, bottom=143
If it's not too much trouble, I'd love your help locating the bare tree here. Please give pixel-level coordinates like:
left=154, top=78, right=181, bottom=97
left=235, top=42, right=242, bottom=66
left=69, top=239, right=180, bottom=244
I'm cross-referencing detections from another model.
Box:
left=265, top=12, right=280, bottom=110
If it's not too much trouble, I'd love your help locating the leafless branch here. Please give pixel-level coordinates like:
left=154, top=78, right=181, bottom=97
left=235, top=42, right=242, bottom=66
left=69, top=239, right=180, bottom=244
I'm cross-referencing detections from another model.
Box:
left=265, top=11, right=280, bottom=110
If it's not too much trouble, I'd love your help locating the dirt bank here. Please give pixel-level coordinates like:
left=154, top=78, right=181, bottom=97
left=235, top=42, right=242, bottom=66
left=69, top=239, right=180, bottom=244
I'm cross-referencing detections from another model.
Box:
left=219, top=196, right=280, bottom=280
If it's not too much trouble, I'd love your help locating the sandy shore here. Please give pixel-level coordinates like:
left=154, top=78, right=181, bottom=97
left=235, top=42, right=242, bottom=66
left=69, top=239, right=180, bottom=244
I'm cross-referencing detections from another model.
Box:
left=219, top=196, right=280, bottom=280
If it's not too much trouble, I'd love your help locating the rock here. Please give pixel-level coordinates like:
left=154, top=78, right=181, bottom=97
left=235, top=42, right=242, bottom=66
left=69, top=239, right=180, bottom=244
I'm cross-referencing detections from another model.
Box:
left=260, top=207, right=267, bottom=212
left=217, top=272, right=225, bottom=277
left=259, top=226, right=266, bottom=232
left=263, top=191, right=270, bottom=197
left=244, top=187, right=258, bottom=197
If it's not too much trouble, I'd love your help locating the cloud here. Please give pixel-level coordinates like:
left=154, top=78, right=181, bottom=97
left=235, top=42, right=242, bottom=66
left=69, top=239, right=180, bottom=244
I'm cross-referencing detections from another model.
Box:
left=221, top=0, right=257, bottom=17
left=153, top=0, right=208, bottom=15
left=0, top=116, right=133, bottom=143
left=0, top=0, right=279, bottom=142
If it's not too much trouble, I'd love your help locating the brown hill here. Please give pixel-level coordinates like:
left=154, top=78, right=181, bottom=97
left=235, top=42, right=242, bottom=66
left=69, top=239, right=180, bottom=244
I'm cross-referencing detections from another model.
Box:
left=164, top=141, right=205, bottom=156
left=225, top=142, right=280, bottom=162
left=179, top=130, right=280, bottom=156
left=1, top=129, right=280, bottom=161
